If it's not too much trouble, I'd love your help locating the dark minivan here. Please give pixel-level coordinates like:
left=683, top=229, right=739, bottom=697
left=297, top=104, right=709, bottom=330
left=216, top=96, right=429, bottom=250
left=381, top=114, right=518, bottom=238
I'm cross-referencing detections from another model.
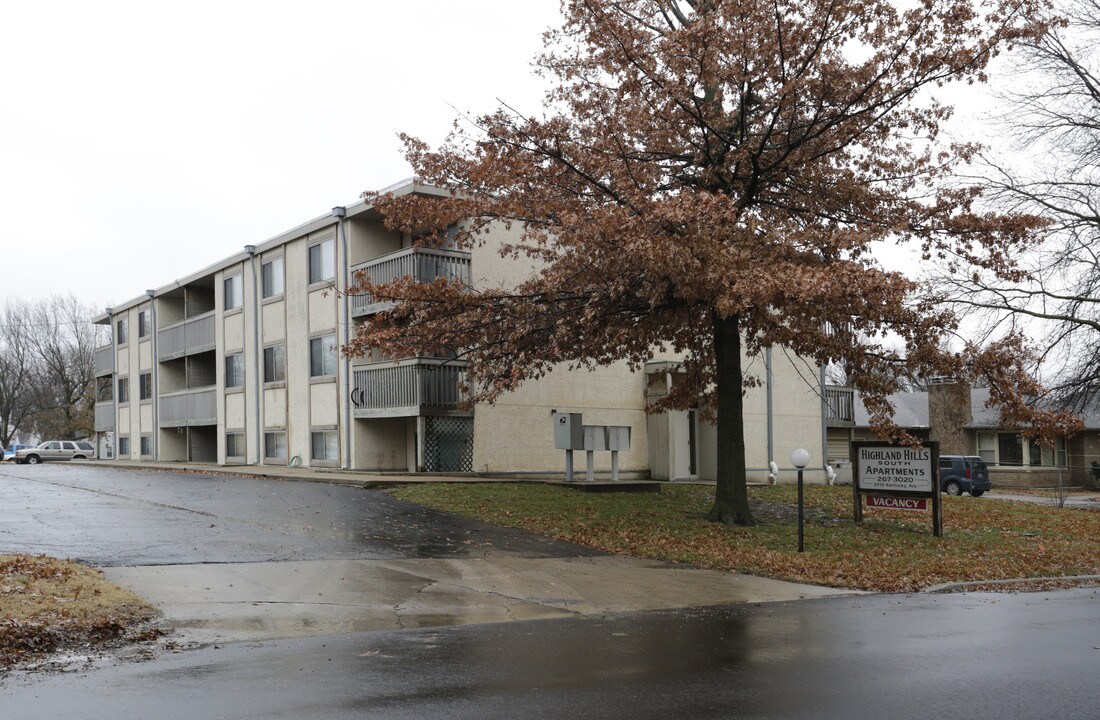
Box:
left=939, top=455, right=991, bottom=497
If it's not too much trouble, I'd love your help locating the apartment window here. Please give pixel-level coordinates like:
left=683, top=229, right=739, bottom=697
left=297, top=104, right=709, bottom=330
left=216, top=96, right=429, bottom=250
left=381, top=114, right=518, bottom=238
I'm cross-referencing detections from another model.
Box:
left=117, top=317, right=129, bottom=345
left=263, top=344, right=286, bottom=383
left=138, top=309, right=150, bottom=338
left=997, top=433, right=1024, bottom=466
left=118, top=377, right=130, bottom=404
left=225, top=273, right=243, bottom=311
left=226, top=433, right=245, bottom=459
left=1028, top=436, right=1068, bottom=467
left=140, top=435, right=152, bottom=457
left=139, top=372, right=153, bottom=401
left=264, top=431, right=287, bottom=461
left=117, top=436, right=130, bottom=457
left=977, top=432, right=995, bottom=464
left=96, top=376, right=113, bottom=403
left=310, top=334, right=337, bottom=377
left=308, top=238, right=334, bottom=284
left=262, top=256, right=284, bottom=298
left=225, top=353, right=245, bottom=389
left=978, top=431, right=1069, bottom=467
left=311, top=430, right=338, bottom=462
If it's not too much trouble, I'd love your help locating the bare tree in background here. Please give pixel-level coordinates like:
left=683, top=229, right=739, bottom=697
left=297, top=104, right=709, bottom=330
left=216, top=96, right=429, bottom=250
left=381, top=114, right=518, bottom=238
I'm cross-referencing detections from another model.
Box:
left=936, top=0, right=1100, bottom=412
left=0, top=300, right=35, bottom=449
left=21, top=295, right=106, bottom=440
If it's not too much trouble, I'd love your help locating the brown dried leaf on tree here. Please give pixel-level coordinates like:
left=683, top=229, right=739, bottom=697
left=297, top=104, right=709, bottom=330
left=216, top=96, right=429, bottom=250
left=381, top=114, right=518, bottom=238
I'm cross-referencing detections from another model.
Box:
left=352, top=0, right=1070, bottom=525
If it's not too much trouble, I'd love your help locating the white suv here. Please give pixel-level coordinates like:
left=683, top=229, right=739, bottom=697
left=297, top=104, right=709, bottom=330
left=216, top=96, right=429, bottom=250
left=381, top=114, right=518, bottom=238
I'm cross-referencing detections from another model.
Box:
left=15, top=440, right=96, bottom=464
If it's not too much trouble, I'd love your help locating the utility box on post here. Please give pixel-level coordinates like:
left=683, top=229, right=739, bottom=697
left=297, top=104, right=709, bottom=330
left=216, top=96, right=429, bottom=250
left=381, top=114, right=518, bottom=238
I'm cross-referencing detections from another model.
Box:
left=553, top=412, right=584, bottom=450
left=606, top=426, right=631, bottom=451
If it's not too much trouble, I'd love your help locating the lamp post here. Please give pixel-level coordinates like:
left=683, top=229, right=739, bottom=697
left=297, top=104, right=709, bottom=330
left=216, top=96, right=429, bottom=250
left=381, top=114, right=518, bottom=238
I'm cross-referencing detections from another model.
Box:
left=791, top=448, right=811, bottom=552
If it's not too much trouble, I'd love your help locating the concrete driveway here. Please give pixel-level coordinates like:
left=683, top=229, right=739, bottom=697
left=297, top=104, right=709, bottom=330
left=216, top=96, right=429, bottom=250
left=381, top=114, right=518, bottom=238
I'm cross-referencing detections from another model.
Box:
left=0, top=463, right=853, bottom=646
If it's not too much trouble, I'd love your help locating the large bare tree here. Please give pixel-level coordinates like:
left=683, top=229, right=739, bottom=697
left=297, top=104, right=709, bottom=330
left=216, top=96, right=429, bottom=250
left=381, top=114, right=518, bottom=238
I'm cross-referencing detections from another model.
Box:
left=21, top=295, right=105, bottom=441
left=353, top=0, right=1076, bottom=524
left=0, top=300, right=35, bottom=449
left=935, top=0, right=1100, bottom=411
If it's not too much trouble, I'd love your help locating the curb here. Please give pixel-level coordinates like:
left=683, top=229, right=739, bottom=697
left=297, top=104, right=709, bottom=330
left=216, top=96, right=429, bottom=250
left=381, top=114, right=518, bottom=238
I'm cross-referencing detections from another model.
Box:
left=922, top=574, right=1100, bottom=594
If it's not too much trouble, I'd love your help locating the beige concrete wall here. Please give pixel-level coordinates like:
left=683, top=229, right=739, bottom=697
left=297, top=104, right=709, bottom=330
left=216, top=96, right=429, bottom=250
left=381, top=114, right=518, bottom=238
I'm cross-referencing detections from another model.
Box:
left=226, top=391, right=246, bottom=430
left=471, top=360, right=649, bottom=474
left=353, top=417, right=411, bottom=470
left=308, top=288, right=337, bottom=333
left=263, top=387, right=287, bottom=428
left=140, top=402, right=153, bottom=435
left=138, top=339, right=152, bottom=371
left=347, top=216, right=401, bottom=266
left=310, top=381, right=339, bottom=427
left=262, top=300, right=285, bottom=343
left=224, top=310, right=245, bottom=351
left=159, top=427, right=187, bottom=462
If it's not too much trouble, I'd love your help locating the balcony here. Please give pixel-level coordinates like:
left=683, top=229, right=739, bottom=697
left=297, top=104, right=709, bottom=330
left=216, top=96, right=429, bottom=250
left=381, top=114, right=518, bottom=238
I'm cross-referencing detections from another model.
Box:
left=349, top=247, right=471, bottom=317
left=159, top=387, right=217, bottom=427
left=94, top=345, right=114, bottom=377
left=351, top=358, right=469, bottom=418
left=824, top=385, right=856, bottom=427
left=94, top=403, right=115, bottom=432
left=158, top=311, right=216, bottom=362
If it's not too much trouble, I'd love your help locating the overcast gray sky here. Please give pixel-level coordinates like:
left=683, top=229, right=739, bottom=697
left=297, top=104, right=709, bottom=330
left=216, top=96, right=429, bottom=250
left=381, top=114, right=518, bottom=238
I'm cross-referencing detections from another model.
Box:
left=0, top=0, right=561, bottom=310
left=2, top=1, right=1012, bottom=315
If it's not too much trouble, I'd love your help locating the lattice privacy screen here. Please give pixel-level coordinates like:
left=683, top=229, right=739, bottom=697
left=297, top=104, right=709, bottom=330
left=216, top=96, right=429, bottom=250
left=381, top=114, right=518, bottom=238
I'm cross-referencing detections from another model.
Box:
left=424, top=416, right=473, bottom=472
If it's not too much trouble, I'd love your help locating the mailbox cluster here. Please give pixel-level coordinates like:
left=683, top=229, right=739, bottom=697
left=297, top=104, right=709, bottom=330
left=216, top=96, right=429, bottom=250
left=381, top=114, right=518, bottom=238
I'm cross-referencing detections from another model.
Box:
left=553, top=412, right=631, bottom=482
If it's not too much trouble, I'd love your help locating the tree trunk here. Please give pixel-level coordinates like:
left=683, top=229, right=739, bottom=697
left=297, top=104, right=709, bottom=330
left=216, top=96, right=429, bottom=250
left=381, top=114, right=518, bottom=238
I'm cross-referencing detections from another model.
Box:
left=708, top=312, right=755, bottom=525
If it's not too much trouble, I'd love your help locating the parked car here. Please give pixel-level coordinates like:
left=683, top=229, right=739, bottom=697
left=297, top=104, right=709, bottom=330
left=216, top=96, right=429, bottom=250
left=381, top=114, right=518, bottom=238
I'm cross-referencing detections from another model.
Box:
left=939, top=455, right=991, bottom=496
left=2, top=444, right=33, bottom=462
left=14, top=440, right=96, bottom=464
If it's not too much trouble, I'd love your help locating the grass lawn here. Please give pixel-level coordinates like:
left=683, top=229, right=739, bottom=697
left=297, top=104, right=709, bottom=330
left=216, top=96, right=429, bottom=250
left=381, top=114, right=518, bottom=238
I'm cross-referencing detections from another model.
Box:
left=389, top=483, right=1100, bottom=593
left=1, top=554, right=158, bottom=669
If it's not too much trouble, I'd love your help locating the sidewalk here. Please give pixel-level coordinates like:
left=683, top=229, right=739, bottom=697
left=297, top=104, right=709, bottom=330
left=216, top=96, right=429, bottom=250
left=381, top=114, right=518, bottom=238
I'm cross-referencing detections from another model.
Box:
left=105, top=556, right=860, bottom=647
left=82, top=461, right=859, bottom=646
left=87, top=459, right=661, bottom=490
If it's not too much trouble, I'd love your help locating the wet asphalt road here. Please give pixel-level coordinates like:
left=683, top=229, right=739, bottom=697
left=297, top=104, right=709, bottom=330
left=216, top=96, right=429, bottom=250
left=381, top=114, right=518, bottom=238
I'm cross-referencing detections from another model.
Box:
left=0, top=463, right=597, bottom=565
left=3, top=463, right=1099, bottom=718
left=3, top=589, right=1099, bottom=719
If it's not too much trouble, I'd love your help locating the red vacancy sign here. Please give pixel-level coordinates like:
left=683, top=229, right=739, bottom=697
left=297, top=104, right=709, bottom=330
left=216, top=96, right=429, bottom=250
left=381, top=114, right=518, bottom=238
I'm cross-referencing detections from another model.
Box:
left=866, top=495, right=927, bottom=511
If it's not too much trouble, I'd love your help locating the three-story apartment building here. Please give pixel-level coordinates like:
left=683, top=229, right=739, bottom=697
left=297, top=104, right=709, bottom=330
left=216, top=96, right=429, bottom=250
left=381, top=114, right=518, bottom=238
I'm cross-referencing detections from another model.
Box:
left=92, top=180, right=842, bottom=481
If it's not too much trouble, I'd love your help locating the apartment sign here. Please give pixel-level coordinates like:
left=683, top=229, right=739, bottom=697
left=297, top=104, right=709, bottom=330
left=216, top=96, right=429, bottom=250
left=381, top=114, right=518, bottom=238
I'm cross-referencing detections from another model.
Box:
left=856, top=447, right=933, bottom=492
left=852, top=441, right=942, bottom=537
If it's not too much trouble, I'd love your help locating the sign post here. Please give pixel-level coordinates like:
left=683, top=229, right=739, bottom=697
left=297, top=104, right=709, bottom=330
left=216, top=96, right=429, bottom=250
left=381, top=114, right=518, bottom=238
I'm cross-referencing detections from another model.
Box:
left=852, top=441, right=942, bottom=537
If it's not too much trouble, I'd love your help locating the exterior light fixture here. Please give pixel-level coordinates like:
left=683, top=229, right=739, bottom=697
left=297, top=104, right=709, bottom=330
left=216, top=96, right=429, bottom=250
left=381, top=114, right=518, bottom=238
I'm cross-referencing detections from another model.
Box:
left=791, top=448, right=811, bottom=552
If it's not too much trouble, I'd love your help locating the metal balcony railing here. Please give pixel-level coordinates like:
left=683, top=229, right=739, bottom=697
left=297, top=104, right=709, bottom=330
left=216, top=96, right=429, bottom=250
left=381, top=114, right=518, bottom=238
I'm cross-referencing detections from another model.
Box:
left=824, top=385, right=856, bottom=427
left=158, top=311, right=216, bottom=362
left=351, top=358, right=468, bottom=418
left=94, top=345, right=114, bottom=377
left=349, top=247, right=471, bottom=317
left=159, top=387, right=217, bottom=427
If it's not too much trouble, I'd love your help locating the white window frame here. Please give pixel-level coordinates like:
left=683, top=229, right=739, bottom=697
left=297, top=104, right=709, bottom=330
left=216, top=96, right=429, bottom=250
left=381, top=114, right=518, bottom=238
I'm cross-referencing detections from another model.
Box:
left=310, top=334, right=337, bottom=377
left=263, top=344, right=286, bottom=384
left=311, top=429, right=338, bottom=463
left=225, top=432, right=246, bottom=460
left=225, top=352, right=245, bottom=389
left=308, top=238, right=335, bottom=284
left=262, top=256, right=284, bottom=299
left=264, top=431, right=287, bottom=462
left=224, top=273, right=243, bottom=311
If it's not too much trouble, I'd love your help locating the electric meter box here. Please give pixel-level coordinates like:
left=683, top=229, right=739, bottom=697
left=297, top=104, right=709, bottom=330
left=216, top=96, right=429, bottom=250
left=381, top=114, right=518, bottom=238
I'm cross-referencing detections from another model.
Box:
left=583, top=425, right=608, bottom=451
left=606, top=426, right=631, bottom=451
left=553, top=412, right=585, bottom=450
